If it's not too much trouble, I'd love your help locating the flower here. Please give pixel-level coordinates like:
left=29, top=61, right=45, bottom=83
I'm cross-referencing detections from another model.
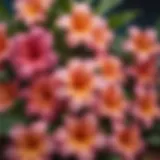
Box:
left=10, top=27, right=57, bottom=79
left=96, top=55, right=124, bottom=83
left=8, top=122, right=52, bottom=160
left=88, top=18, right=114, bottom=52
left=0, top=23, right=11, bottom=61
left=111, top=124, right=144, bottom=160
left=128, top=58, right=157, bottom=85
left=59, top=58, right=96, bottom=109
left=95, top=83, right=127, bottom=120
left=14, top=0, right=54, bottom=25
left=0, top=81, right=18, bottom=113
left=124, top=26, right=159, bottom=61
left=57, top=3, right=95, bottom=47
left=25, top=75, right=61, bottom=120
left=54, top=114, right=105, bottom=160
left=131, top=86, right=159, bottom=128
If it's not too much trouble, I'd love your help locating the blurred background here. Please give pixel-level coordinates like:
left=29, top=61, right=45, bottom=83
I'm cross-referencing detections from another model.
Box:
left=0, top=0, right=160, bottom=160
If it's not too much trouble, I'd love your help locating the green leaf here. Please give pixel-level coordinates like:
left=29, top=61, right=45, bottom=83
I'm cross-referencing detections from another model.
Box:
left=0, top=3, right=12, bottom=22
left=110, top=156, right=120, bottom=160
left=155, top=19, right=160, bottom=37
left=0, top=100, right=28, bottom=135
left=96, top=0, right=122, bottom=15
left=108, top=10, right=138, bottom=30
left=96, top=152, right=120, bottom=160
left=0, top=4, right=27, bottom=35
left=111, top=36, right=124, bottom=54
left=147, top=135, right=160, bottom=147
left=0, top=114, right=25, bottom=135
left=86, top=0, right=92, bottom=4
left=46, top=0, right=72, bottom=29
left=57, top=0, right=72, bottom=13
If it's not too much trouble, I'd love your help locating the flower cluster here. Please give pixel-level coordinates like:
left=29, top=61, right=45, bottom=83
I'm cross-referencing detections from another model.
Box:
left=0, top=1, right=159, bottom=160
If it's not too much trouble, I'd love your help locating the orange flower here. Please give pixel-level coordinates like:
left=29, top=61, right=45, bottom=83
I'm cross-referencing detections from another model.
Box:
left=124, top=26, right=159, bottom=61
left=132, top=86, right=159, bottom=128
left=111, top=125, right=144, bottom=160
left=8, top=122, right=52, bottom=160
left=96, top=56, right=124, bottom=83
left=14, top=0, right=53, bottom=25
left=96, top=84, right=127, bottom=120
left=0, top=82, right=18, bottom=113
left=57, top=3, right=95, bottom=47
left=61, top=59, right=96, bottom=109
left=54, top=114, right=105, bottom=159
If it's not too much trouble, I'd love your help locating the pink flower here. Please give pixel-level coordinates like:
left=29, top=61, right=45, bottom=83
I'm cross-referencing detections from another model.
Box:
left=53, top=114, right=105, bottom=160
left=88, top=18, right=114, bottom=52
left=8, top=122, right=52, bottom=160
left=0, top=81, right=18, bottom=113
left=124, top=26, right=159, bottom=61
left=131, top=86, right=159, bottom=128
left=24, top=75, right=62, bottom=120
left=96, top=55, right=124, bottom=83
left=57, top=3, right=96, bottom=47
left=14, top=0, right=54, bottom=25
left=95, top=83, right=127, bottom=120
left=58, top=58, right=96, bottom=110
left=111, top=124, right=144, bottom=160
left=0, top=23, right=11, bottom=61
left=10, top=27, right=57, bottom=79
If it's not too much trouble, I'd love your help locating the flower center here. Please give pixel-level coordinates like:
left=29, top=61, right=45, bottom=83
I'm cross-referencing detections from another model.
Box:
left=101, top=61, right=118, bottom=78
left=73, top=129, right=90, bottom=142
left=25, top=0, right=43, bottom=16
left=69, top=122, right=94, bottom=147
left=27, top=38, right=41, bottom=61
left=139, top=98, right=154, bottom=115
left=134, top=33, right=153, bottom=53
left=118, top=130, right=138, bottom=150
left=32, top=83, right=53, bottom=108
left=136, top=61, right=154, bottom=80
left=24, top=135, right=41, bottom=149
left=71, top=12, right=92, bottom=32
left=70, top=69, right=91, bottom=91
left=103, top=87, right=123, bottom=109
